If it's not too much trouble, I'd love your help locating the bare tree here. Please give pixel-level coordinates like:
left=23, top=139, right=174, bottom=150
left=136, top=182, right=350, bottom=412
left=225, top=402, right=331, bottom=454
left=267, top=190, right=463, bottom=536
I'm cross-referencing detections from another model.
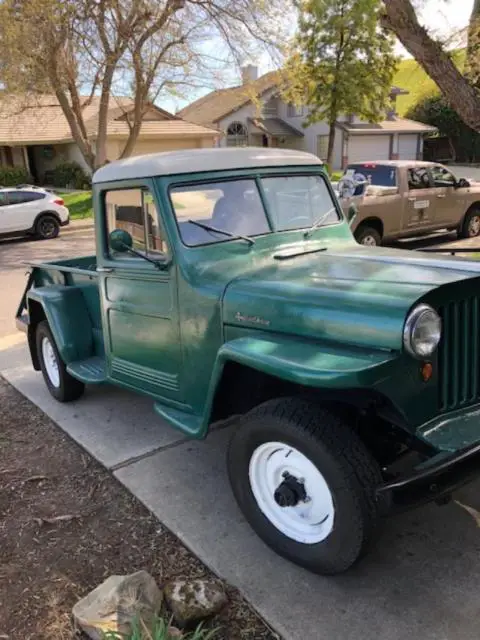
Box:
left=381, top=0, right=480, bottom=132
left=0, top=0, right=287, bottom=170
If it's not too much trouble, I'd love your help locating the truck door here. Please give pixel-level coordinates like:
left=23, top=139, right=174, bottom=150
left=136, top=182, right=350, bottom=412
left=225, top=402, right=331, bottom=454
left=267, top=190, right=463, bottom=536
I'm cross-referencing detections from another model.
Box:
left=403, top=166, right=436, bottom=232
left=97, top=182, right=182, bottom=403
left=428, top=164, right=465, bottom=227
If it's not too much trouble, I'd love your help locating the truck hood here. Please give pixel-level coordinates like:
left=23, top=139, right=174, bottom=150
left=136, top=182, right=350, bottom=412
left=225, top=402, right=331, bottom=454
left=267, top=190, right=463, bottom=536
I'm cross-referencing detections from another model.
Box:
left=222, top=244, right=480, bottom=351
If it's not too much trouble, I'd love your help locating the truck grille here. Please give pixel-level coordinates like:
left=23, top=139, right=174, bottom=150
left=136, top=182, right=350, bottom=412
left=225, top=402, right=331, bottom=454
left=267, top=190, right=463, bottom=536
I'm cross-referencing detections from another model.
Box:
left=438, top=298, right=480, bottom=411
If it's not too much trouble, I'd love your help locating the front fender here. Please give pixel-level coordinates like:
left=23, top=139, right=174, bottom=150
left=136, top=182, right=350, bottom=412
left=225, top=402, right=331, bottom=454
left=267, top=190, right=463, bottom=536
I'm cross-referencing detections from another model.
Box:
left=200, top=336, right=398, bottom=437
left=27, top=285, right=93, bottom=364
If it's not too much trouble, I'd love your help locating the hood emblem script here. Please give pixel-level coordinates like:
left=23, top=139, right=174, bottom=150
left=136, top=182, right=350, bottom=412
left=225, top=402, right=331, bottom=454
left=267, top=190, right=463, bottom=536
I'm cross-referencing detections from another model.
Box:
left=235, top=312, right=271, bottom=327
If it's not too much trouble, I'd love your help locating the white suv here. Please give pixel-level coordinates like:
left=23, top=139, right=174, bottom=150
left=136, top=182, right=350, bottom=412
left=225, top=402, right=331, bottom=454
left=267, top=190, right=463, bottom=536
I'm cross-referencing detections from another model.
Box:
left=0, top=187, right=70, bottom=240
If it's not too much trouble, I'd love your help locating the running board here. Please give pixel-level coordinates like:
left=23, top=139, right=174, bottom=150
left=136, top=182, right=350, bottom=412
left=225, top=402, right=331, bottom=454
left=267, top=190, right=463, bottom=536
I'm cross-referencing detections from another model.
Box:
left=67, top=356, right=107, bottom=384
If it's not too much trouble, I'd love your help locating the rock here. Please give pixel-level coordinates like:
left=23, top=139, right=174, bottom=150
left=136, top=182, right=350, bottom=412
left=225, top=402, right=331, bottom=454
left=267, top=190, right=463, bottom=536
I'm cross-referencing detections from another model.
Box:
left=168, top=626, right=184, bottom=638
left=72, top=570, right=163, bottom=640
left=164, top=578, right=227, bottom=627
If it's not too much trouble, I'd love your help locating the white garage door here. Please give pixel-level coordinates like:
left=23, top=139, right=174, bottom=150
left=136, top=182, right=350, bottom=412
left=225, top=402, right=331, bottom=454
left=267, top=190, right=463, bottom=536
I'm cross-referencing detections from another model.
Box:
left=398, top=134, right=418, bottom=160
left=348, top=135, right=390, bottom=163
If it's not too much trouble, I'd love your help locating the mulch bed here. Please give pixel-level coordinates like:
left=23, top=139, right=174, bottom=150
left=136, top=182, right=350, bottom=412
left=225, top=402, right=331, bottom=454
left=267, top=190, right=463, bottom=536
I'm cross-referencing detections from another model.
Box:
left=0, top=377, right=277, bottom=640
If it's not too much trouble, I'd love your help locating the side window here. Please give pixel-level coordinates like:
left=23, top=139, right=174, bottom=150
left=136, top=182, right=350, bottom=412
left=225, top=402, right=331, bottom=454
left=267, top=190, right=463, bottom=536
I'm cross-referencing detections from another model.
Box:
left=0, top=193, right=7, bottom=207
left=407, top=167, right=431, bottom=190
left=430, top=165, right=456, bottom=187
left=105, top=187, right=168, bottom=259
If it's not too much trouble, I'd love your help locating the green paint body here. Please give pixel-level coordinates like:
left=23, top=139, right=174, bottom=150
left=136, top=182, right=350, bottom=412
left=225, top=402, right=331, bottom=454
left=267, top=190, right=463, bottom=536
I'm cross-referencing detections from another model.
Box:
left=18, top=165, right=480, bottom=455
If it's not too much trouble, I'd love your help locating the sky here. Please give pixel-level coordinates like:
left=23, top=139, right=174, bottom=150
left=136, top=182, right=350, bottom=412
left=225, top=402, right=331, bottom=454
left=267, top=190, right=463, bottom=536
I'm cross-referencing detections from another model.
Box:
left=165, top=0, right=475, bottom=113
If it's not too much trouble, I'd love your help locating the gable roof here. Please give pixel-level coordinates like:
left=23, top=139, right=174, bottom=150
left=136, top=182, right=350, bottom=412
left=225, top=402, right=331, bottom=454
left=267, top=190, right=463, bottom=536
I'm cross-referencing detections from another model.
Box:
left=178, top=71, right=280, bottom=129
left=0, top=95, right=217, bottom=145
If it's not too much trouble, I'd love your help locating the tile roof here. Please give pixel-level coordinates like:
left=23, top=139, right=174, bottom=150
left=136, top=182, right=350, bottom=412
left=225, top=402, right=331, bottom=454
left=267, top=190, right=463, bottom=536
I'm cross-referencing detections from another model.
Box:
left=337, top=117, right=437, bottom=134
left=0, top=95, right=217, bottom=144
left=177, top=71, right=280, bottom=128
left=248, top=117, right=304, bottom=137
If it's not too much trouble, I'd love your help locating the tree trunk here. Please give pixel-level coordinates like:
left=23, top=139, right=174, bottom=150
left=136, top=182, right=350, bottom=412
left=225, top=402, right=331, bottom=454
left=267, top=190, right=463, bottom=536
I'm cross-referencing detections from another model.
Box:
left=382, top=0, right=480, bottom=132
left=95, top=64, right=116, bottom=168
left=466, top=0, right=480, bottom=84
left=326, top=120, right=336, bottom=170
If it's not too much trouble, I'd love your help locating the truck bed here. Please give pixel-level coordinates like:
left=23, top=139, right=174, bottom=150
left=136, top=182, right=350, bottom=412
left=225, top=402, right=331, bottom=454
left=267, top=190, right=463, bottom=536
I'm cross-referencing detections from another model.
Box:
left=16, top=255, right=105, bottom=381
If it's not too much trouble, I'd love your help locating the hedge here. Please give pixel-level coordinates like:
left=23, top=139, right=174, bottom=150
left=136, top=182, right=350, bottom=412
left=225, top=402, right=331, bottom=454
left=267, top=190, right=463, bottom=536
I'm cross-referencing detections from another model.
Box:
left=0, top=167, right=32, bottom=186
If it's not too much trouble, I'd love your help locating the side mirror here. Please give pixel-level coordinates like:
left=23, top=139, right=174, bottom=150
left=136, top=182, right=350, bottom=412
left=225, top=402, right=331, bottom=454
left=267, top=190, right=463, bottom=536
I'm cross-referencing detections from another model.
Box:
left=109, top=228, right=133, bottom=252
left=347, top=204, right=357, bottom=226
left=456, top=177, right=470, bottom=189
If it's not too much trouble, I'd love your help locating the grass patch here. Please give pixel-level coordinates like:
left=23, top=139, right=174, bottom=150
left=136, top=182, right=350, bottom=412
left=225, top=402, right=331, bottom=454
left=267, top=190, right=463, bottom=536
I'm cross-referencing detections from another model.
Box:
left=393, top=49, right=465, bottom=115
left=103, top=616, right=218, bottom=640
left=60, top=190, right=93, bottom=219
left=330, top=171, right=343, bottom=181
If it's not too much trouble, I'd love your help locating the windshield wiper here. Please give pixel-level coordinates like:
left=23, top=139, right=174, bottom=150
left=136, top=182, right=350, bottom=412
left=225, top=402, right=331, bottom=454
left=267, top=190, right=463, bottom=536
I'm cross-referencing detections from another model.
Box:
left=188, top=219, right=255, bottom=245
left=303, top=207, right=337, bottom=239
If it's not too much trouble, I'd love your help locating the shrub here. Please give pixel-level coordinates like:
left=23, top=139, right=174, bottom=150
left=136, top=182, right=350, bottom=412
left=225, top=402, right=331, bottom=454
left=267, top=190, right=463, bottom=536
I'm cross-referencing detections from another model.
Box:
left=50, top=161, right=91, bottom=190
left=0, top=166, right=32, bottom=186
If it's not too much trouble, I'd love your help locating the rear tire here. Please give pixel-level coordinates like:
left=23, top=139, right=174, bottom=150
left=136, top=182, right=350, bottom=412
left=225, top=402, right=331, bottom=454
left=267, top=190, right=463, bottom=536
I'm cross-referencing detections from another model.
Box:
left=35, top=214, right=60, bottom=240
left=355, top=225, right=382, bottom=246
left=459, top=207, right=480, bottom=239
left=36, top=320, right=85, bottom=402
left=227, top=397, right=382, bottom=575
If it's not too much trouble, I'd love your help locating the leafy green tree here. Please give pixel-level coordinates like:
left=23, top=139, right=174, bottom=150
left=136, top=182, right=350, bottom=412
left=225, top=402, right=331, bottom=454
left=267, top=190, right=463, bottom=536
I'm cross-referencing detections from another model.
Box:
left=285, top=0, right=396, bottom=167
left=406, top=94, right=480, bottom=163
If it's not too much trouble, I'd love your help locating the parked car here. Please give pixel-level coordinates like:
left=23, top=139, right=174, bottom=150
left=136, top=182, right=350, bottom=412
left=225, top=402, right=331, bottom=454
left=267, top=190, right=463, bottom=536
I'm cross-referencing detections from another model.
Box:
left=0, top=187, right=69, bottom=240
left=16, top=148, right=480, bottom=575
left=338, top=160, right=480, bottom=246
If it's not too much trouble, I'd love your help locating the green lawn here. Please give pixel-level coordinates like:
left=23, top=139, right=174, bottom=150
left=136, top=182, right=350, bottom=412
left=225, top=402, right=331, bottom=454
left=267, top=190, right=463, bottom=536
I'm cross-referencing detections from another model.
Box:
left=393, top=49, right=465, bottom=115
left=60, top=191, right=93, bottom=219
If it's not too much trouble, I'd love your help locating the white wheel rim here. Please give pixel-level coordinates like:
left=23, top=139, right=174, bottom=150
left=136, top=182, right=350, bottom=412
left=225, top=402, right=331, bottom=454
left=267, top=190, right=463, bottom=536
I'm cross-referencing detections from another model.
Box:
left=361, top=234, right=377, bottom=246
left=41, top=336, right=60, bottom=387
left=249, top=442, right=335, bottom=544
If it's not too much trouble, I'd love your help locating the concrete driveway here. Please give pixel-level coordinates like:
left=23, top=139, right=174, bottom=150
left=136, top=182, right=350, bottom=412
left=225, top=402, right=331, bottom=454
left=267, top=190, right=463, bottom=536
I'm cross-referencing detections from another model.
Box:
left=3, top=224, right=480, bottom=640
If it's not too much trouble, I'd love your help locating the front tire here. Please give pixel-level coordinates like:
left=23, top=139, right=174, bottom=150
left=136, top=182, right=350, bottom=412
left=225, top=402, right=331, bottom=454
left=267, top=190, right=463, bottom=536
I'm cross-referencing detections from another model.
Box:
left=36, top=320, right=85, bottom=402
left=459, top=207, right=480, bottom=239
left=35, top=214, right=60, bottom=240
left=227, top=398, right=382, bottom=575
left=355, top=225, right=382, bottom=246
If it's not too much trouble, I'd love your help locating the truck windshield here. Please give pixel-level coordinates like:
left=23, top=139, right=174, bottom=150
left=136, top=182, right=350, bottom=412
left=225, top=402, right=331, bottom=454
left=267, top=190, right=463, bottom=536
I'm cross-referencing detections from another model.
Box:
left=171, top=174, right=339, bottom=247
left=345, top=164, right=397, bottom=187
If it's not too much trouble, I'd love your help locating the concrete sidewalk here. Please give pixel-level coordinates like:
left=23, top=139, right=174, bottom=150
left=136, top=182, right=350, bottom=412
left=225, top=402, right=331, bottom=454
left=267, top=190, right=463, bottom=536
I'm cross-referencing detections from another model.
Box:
left=3, top=340, right=480, bottom=640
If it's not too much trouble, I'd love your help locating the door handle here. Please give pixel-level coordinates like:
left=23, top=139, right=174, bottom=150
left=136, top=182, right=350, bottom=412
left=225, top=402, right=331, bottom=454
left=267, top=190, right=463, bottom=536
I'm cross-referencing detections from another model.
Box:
left=96, top=267, right=114, bottom=273
left=436, top=194, right=446, bottom=198
left=408, top=197, right=416, bottom=202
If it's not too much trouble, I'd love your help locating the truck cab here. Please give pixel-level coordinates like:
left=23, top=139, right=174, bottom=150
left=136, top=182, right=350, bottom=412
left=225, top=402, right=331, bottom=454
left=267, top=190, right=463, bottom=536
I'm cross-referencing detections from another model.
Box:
left=339, top=160, right=480, bottom=246
left=16, top=148, right=480, bottom=575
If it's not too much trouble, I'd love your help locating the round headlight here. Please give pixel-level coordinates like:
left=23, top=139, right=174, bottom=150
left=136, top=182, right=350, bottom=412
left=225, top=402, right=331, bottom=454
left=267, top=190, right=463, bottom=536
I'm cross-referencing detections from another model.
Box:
left=403, top=304, right=441, bottom=358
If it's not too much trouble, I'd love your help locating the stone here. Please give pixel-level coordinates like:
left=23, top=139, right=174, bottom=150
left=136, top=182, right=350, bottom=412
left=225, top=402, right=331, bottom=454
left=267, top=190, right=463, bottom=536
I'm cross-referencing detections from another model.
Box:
left=72, top=570, right=163, bottom=640
left=167, top=626, right=184, bottom=638
left=164, top=578, right=228, bottom=627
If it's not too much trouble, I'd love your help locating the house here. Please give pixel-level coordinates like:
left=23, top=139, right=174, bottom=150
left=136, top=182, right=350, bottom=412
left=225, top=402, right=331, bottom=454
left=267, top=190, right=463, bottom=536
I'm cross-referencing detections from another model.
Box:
left=0, top=95, right=218, bottom=182
left=179, top=65, right=437, bottom=170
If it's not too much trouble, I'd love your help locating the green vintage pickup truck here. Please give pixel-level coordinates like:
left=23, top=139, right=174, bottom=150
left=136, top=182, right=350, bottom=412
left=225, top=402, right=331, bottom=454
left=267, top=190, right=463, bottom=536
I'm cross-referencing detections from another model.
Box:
left=16, top=148, right=480, bottom=575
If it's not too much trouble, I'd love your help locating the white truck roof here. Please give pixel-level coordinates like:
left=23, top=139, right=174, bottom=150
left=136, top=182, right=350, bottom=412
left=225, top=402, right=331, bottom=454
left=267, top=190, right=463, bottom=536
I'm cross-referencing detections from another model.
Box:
left=93, top=147, right=322, bottom=184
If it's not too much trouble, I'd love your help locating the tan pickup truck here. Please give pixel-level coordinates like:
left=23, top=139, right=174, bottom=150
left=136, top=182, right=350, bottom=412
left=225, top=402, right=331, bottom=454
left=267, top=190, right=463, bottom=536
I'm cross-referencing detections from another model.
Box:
left=338, top=160, right=480, bottom=246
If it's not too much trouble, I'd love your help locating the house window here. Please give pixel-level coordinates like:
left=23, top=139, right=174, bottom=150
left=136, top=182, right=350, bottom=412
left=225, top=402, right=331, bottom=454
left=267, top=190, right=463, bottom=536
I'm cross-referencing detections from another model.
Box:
left=105, top=187, right=168, bottom=258
left=316, top=135, right=329, bottom=160
left=5, top=146, right=13, bottom=167
left=226, top=121, right=248, bottom=147
left=287, top=104, right=304, bottom=117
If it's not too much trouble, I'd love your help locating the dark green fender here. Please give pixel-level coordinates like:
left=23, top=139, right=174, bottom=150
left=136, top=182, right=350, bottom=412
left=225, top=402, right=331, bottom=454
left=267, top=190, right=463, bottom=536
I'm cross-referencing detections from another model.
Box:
left=155, top=335, right=397, bottom=439
left=27, top=286, right=94, bottom=364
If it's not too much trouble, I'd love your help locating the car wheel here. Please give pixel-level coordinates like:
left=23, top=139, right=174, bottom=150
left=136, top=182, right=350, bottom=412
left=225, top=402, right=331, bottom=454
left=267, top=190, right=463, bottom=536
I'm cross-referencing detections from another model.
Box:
left=36, top=320, right=85, bottom=402
left=35, top=214, right=60, bottom=240
left=459, top=207, right=480, bottom=239
left=355, top=225, right=382, bottom=246
left=227, top=397, right=382, bottom=575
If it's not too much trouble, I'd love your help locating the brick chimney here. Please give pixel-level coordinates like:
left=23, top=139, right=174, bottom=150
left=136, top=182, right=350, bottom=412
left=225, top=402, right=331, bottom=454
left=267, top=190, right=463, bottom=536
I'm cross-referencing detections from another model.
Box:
left=241, top=64, right=258, bottom=84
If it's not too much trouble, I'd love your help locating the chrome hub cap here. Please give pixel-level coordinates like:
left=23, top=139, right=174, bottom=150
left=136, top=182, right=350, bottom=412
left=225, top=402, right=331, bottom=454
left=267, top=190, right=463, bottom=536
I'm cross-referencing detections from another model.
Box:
left=361, top=234, right=377, bottom=246
left=41, top=336, right=60, bottom=387
left=248, top=442, right=335, bottom=544
left=469, top=215, right=480, bottom=237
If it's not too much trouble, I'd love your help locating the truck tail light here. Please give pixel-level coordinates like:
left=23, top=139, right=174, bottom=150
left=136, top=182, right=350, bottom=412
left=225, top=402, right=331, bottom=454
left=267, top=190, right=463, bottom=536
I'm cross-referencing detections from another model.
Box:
left=54, top=198, right=64, bottom=206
